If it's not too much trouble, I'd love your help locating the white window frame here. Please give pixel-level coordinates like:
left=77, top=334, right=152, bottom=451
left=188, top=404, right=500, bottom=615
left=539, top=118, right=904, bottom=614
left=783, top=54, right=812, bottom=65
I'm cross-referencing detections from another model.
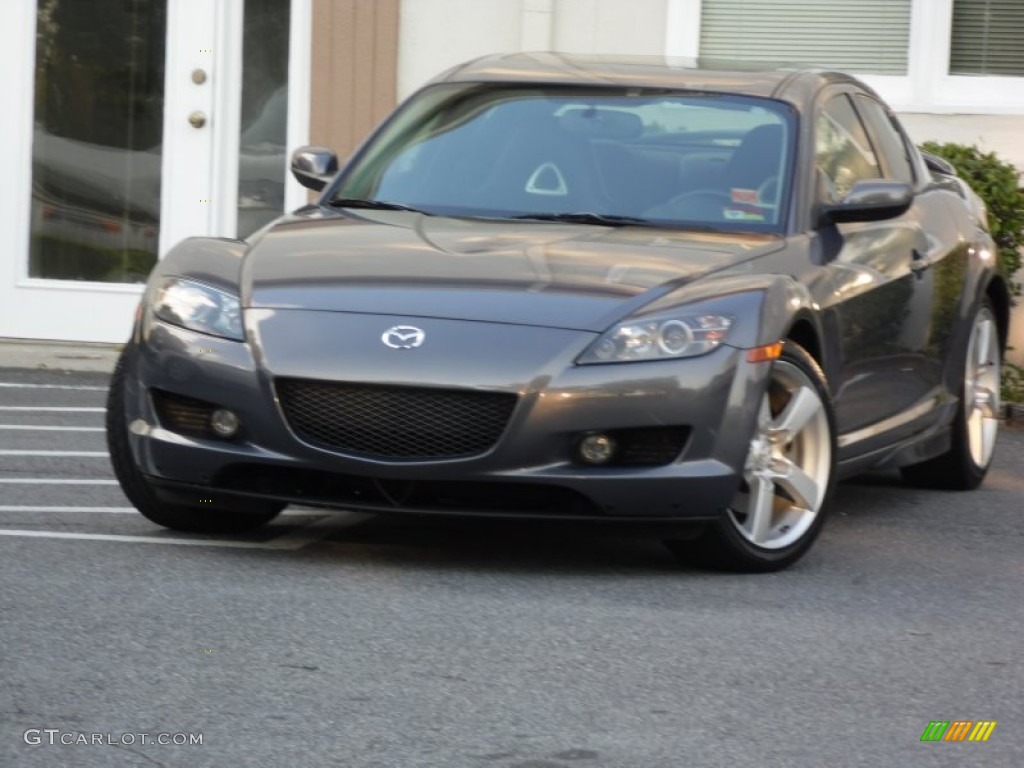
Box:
left=664, top=0, right=1024, bottom=114
left=284, top=0, right=313, bottom=213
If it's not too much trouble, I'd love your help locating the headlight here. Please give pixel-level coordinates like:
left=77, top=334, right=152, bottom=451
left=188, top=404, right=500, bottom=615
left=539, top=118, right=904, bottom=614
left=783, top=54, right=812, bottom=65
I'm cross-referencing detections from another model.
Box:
left=151, top=278, right=243, bottom=341
left=578, top=312, right=732, bottom=364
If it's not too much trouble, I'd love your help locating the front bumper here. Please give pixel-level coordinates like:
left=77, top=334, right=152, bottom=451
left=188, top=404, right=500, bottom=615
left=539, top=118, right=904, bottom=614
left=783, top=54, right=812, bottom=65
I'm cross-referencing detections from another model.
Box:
left=124, top=310, right=771, bottom=520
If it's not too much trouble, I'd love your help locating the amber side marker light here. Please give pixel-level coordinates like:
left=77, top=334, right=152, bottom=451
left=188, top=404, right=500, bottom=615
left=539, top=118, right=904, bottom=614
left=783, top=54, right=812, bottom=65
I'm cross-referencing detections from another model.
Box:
left=746, top=342, right=784, bottom=363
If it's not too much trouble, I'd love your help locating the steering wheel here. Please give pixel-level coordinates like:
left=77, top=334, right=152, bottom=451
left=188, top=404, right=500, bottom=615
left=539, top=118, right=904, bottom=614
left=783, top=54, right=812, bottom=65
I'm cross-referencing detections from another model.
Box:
left=645, top=188, right=733, bottom=220
left=667, top=189, right=733, bottom=206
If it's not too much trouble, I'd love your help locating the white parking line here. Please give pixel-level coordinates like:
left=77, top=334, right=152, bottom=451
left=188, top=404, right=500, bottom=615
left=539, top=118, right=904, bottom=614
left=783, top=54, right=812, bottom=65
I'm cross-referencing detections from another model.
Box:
left=0, top=382, right=108, bottom=391
left=0, top=407, right=105, bottom=412
left=0, top=505, right=329, bottom=516
left=0, top=450, right=108, bottom=457
left=0, top=425, right=104, bottom=432
left=0, top=506, right=132, bottom=513
left=0, top=478, right=118, bottom=485
left=0, top=511, right=367, bottom=550
left=0, top=530, right=289, bottom=549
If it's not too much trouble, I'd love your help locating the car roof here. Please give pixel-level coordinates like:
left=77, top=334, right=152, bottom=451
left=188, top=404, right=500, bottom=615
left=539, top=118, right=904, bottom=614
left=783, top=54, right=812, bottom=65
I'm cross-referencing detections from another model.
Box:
left=431, top=52, right=869, bottom=107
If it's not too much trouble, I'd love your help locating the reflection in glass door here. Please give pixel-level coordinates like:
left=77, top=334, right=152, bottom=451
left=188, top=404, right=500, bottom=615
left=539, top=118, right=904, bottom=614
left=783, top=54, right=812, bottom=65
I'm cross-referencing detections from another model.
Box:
left=0, top=0, right=225, bottom=343
left=2, top=0, right=298, bottom=341
left=30, top=0, right=167, bottom=283
left=238, top=0, right=291, bottom=238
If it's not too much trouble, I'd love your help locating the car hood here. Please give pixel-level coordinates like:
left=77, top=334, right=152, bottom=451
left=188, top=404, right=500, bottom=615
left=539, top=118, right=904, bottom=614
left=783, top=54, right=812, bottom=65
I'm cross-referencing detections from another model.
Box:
left=241, top=210, right=784, bottom=332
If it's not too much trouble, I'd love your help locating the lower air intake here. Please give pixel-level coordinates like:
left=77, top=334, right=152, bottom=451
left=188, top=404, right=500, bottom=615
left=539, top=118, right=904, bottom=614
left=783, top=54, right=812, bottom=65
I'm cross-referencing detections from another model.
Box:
left=276, top=378, right=517, bottom=460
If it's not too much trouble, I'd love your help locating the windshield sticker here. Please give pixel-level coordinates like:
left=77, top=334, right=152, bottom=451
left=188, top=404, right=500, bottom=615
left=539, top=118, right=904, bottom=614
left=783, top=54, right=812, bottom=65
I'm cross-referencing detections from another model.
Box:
left=731, top=188, right=760, bottom=205
left=723, top=207, right=766, bottom=222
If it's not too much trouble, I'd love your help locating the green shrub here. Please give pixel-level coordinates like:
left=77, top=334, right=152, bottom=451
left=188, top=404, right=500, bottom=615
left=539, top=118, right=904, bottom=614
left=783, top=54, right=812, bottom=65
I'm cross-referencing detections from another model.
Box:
left=1003, top=360, right=1024, bottom=405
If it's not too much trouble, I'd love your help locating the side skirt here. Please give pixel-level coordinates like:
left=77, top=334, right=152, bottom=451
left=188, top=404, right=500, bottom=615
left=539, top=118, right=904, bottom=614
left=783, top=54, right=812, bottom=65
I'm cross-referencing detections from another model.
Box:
left=836, top=424, right=952, bottom=479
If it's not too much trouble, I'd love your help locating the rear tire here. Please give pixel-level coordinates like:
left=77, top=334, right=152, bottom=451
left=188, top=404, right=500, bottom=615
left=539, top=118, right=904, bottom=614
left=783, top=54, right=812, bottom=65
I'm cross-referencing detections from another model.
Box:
left=665, top=341, right=836, bottom=572
left=901, top=298, right=1001, bottom=490
left=106, top=349, right=283, bottom=534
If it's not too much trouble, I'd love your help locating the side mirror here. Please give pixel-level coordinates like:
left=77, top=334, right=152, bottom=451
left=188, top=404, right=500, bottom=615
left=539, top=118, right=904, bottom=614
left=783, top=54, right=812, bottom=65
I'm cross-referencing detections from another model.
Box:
left=819, top=180, right=913, bottom=225
left=290, top=146, right=338, bottom=191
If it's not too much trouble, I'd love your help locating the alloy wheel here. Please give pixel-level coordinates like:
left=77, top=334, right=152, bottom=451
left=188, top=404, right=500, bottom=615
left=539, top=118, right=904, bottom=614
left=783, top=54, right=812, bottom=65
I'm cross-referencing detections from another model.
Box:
left=965, top=306, right=1001, bottom=469
left=727, top=360, right=832, bottom=550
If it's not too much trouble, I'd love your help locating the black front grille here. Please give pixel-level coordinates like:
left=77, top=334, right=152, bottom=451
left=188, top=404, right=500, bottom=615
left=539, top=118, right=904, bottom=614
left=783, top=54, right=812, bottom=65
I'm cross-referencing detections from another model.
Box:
left=276, top=379, right=518, bottom=460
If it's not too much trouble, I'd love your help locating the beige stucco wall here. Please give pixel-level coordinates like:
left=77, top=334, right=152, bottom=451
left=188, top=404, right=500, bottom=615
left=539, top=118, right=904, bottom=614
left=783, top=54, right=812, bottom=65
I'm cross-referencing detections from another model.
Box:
left=551, top=0, right=667, bottom=56
left=1007, top=280, right=1024, bottom=367
left=397, top=0, right=523, bottom=99
left=397, top=0, right=667, bottom=98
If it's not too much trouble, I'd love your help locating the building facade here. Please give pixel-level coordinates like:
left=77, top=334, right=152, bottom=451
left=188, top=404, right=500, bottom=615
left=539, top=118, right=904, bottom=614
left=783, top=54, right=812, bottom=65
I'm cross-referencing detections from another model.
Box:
left=2, top=0, right=1021, bottom=351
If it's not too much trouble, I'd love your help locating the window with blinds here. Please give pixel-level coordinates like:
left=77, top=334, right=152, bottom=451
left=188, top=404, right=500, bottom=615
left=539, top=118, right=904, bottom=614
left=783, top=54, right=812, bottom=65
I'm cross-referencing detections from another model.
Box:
left=699, top=0, right=912, bottom=75
left=950, top=0, right=1024, bottom=76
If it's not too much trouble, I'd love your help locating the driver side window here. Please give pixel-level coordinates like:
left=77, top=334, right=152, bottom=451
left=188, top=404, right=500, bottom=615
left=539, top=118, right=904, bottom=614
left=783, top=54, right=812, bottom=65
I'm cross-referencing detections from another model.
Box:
left=816, top=94, right=881, bottom=202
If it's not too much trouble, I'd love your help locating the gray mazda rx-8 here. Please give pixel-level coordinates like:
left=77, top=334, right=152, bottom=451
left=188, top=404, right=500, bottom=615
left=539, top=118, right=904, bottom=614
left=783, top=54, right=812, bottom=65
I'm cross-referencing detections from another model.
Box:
left=107, top=53, right=1010, bottom=571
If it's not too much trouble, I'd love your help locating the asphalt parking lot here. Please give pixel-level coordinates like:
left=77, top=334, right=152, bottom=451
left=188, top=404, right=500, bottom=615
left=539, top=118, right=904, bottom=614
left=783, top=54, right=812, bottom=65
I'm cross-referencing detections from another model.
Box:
left=0, top=365, right=1021, bottom=767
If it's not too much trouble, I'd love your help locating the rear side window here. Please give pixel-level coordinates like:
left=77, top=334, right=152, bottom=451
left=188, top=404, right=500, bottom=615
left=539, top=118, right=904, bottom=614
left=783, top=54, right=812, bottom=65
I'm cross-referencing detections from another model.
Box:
left=854, top=95, right=915, bottom=184
left=816, top=94, right=881, bottom=201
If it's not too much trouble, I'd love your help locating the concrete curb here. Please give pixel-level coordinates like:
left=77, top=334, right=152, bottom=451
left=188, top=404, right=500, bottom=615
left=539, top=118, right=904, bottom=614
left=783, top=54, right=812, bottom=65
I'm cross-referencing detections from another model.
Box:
left=0, top=339, right=121, bottom=373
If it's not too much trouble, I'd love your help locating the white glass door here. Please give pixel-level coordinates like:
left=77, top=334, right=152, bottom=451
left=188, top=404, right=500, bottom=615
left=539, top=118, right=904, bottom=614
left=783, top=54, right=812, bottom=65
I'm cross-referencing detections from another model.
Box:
left=0, top=0, right=245, bottom=343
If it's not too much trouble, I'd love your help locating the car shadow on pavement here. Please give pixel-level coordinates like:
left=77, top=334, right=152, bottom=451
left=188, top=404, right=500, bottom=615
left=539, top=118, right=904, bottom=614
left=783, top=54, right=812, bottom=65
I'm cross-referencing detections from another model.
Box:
left=303, top=514, right=694, bottom=574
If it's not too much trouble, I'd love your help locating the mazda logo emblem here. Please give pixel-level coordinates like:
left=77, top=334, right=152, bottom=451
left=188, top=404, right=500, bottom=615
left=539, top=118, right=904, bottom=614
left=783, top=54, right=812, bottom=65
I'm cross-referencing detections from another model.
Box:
left=381, top=325, right=426, bottom=349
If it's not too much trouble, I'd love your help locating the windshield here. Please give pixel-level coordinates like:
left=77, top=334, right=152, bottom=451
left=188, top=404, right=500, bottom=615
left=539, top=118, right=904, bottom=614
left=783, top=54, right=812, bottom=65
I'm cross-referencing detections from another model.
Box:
left=332, top=84, right=795, bottom=232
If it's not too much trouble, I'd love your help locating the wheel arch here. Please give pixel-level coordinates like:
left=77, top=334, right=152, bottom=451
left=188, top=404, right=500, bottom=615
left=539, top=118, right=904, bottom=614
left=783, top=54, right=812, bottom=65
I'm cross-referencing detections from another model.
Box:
left=984, top=274, right=1012, bottom=354
left=781, top=310, right=835, bottom=397
left=784, top=315, right=823, bottom=366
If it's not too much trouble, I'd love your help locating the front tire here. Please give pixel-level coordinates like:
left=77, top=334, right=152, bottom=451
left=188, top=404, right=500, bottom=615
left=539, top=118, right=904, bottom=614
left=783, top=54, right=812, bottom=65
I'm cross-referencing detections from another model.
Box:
left=665, top=341, right=836, bottom=572
left=106, top=349, right=284, bottom=534
left=900, top=298, right=1001, bottom=490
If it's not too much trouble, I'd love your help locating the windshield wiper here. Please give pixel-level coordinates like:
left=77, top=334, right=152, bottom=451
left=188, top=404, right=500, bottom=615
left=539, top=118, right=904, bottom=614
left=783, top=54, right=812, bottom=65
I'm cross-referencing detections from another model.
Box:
left=330, top=198, right=430, bottom=214
left=512, top=212, right=657, bottom=226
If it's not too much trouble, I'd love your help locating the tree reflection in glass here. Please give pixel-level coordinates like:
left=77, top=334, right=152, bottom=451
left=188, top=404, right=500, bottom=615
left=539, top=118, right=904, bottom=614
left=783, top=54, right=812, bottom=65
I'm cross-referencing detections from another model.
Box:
left=30, top=0, right=166, bottom=283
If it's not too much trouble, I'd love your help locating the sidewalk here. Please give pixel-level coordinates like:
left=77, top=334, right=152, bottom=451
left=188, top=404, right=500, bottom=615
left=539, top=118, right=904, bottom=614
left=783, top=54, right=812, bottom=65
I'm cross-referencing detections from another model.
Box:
left=0, top=338, right=120, bottom=373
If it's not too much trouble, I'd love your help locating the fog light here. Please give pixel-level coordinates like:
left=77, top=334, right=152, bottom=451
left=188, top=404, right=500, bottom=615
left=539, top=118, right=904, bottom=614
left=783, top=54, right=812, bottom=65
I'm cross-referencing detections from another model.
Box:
left=128, top=419, right=151, bottom=436
left=209, top=409, right=240, bottom=438
left=578, top=433, right=616, bottom=465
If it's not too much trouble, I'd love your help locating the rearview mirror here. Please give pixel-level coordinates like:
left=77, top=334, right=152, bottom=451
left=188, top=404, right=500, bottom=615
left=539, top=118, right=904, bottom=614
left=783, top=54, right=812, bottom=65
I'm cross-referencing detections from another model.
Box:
left=290, top=146, right=338, bottom=191
left=558, top=107, right=643, bottom=139
left=819, top=180, right=913, bottom=225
